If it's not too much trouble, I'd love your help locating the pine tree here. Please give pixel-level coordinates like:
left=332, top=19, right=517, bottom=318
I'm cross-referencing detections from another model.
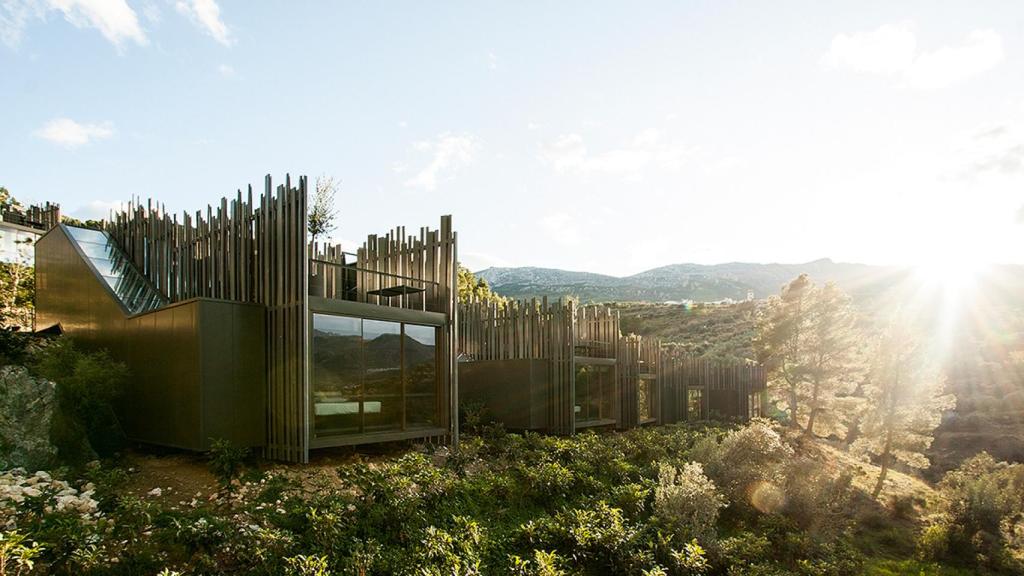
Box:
left=852, top=325, right=956, bottom=498
left=457, top=266, right=506, bottom=305
left=756, top=275, right=865, bottom=438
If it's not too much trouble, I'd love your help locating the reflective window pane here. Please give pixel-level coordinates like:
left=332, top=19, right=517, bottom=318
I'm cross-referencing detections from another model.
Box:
left=312, top=314, right=441, bottom=438
left=312, top=315, right=363, bottom=435
left=362, top=320, right=402, bottom=433
left=404, top=324, right=437, bottom=428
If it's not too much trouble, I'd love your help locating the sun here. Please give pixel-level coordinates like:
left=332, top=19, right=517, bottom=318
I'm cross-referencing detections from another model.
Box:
left=911, top=239, right=992, bottom=300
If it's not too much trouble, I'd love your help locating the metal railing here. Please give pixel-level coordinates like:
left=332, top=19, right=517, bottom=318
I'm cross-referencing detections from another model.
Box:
left=309, top=258, right=441, bottom=312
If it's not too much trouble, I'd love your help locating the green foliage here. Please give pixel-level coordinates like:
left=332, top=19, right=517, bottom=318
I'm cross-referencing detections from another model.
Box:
left=852, top=325, right=955, bottom=497
left=653, top=462, right=726, bottom=544
left=0, top=530, right=43, bottom=576
left=0, top=422, right=974, bottom=575
left=458, top=266, right=507, bottom=305
left=307, top=175, right=338, bottom=244
left=31, top=339, right=129, bottom=465
left=284, top=554, right=332, bottom=576
left=755, top=275, right=866, bottom=438
left=691, top=418, right=794, bottom=511
left=918, top=452, right=1024, bottom=572
left=59, top=216, right=105, bottom=230
left=207, top=438, right=249, bottom=492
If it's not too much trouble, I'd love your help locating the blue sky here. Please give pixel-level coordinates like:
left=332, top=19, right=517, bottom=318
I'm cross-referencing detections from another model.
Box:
left=2, top=1, right=1023, bottom=276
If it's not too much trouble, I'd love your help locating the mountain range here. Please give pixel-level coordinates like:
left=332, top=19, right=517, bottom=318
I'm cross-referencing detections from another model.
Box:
left=476, top=259, right=914, bottom=303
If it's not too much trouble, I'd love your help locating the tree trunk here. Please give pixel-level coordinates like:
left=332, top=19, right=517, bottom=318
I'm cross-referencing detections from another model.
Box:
left=788, top=385, right=800, bottom=429
left=872, top=430, right=894, bottom=499
left=803, top=408, right=817, bottom=439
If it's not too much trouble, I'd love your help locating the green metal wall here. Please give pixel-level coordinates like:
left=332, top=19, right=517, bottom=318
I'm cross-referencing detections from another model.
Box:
left=35, top=226, right=266, bottom=451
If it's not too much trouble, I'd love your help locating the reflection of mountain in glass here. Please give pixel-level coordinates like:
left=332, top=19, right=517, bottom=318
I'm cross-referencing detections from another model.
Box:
left=312, top=331, right=435, bottom=374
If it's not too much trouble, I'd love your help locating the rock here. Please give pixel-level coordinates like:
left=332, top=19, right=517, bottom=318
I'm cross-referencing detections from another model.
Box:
left=147, top=487, right=162, bottom=497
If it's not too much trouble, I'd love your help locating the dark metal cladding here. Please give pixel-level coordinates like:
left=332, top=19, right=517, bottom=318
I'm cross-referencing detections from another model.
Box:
left=35, top=224, right=266, bottom=451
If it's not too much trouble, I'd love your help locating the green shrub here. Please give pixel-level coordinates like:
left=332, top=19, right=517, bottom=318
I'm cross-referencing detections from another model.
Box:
left=780, top=457, right=853, bottom=533
left=31, top=340, right=128, bottom=465
left=692, top=419, right=793, bottom=512
left=920, top=452, right=1024, bottom=571
left=653, top=462, right=726, bottom=544
left=208, top=437, right=249, bottom=492
left=509, top=550, right=566, bottom=576
left=0, top=530, right=43, bottom=576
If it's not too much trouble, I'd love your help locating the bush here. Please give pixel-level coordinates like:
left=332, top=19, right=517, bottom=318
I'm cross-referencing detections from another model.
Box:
left=208, top=438, right=249, bottom=492
left=780, top=457, right=853, bottom=533
left=653, top=462, right=726, bottom=544
left=31, top=340, right=129, bottom=466
left=919, top=452, right=1024, bottom=572
left=692, top=419, right=794, bottom=512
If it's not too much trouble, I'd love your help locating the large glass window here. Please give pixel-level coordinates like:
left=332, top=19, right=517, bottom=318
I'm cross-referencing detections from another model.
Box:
left=405, top=324, right=438, bottom=429
left=575, top=365, right=614, bottom=424
left=312, top=314, right=439, bottom=437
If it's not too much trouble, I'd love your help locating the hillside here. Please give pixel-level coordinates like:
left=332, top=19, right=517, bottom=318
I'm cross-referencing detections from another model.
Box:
left=477, top=259, right=908, bottom=303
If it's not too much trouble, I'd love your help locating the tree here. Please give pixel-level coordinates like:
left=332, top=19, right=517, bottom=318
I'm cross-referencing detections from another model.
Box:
left=0, top=238, right=35, bottom=330
left=308, top=175, right=338, bottom=245
left=457, top=266, right=506, bottom=305
left=852, top=324, right=956, bottom=498
left=60, top=215, right=105, bottom=230
left=0, top=186, right=20, bottom=210
left=755, top=275, right=865, bottom=438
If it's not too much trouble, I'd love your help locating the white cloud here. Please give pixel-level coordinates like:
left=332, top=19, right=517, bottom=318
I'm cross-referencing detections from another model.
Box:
left=487, top=51, right=497, bottom=70
left=539, top=129, right=694, bottom=181
left=527, top=122, right=540, bottom=131
left=823, top=23, right=1003, bottom=90
left=34, top=117, right=114, bottom=148
left=907, top=29, right=1003, bottom=90
left=403, top=132, right=479, bottom=192
left=1, top=0, right=147, bottom=48
left=218, top=63, right=234, bottom=76
left=822, top=23, right=916, bottom=76
left=954, top=125, right=1024, bottom=178
left=71, top=199, right=122, bottom=221
left=175, top=0, right=231, bottom=46
left=0, top=0, right=44, bottom=47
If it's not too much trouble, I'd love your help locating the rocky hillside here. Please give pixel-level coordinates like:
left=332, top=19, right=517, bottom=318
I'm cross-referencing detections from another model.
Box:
left=477, top=259, right=908, bottom=303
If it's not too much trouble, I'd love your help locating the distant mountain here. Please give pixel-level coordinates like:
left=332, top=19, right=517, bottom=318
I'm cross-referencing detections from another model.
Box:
left=476, top=259, right=909, bottom=303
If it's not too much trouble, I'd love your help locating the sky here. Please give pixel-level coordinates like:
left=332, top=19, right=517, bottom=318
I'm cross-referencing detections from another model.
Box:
left=2, top=1, right=1023, bottom=277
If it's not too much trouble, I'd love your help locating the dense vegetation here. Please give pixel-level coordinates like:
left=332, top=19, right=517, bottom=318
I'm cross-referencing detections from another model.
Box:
left=2, top=417, right=1023, bottom=575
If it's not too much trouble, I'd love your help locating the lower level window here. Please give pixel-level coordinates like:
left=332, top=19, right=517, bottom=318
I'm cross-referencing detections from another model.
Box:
left=312, top=314, right=438, bottom=437
left=575, top=365, right=614, bottom=422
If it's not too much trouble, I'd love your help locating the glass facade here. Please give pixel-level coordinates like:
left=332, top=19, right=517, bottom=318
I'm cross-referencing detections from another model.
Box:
left=0, top=225, right=38, bottom=265
left=312, top=313, right=439, bottom=437
left=574, top=364, right=614, bottom=423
